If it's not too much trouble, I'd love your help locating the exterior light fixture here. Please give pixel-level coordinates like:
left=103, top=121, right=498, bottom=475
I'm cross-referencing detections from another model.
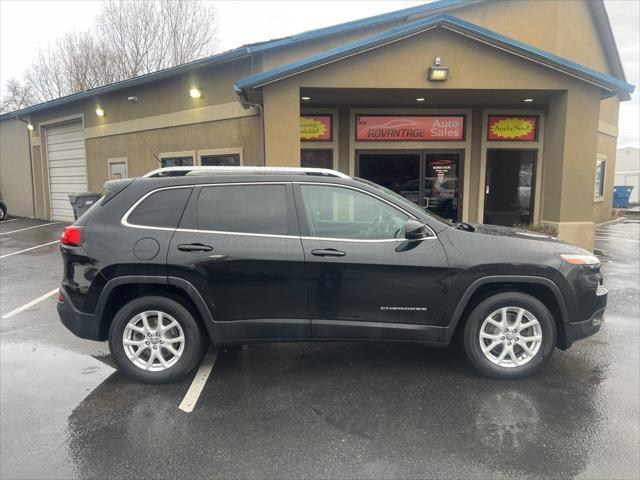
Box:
left=416, top=97, right=426, bottom=102
left=95, top=107, right=105, bottom=117
left=189, top=88, right=202, bottom=98
left=301, top=96, right=311, bottom=101
left=428, top=66, right=449, bottom=81
left=523, top=98, right=534, bottom=102
left=428, top=56, right=448, bottom=81
left=27, top=123, right=34, bottom=131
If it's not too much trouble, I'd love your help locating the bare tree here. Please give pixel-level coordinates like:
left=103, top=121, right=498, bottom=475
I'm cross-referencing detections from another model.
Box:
left=0, top=79, right=36, bottom=114
left=2, top=0, right=219, bottom=112
left=159, top=0, right=219, bottom=66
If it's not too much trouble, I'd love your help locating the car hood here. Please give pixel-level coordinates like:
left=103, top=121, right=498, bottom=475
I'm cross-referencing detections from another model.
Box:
left=467, top=223, right=563, bottom=243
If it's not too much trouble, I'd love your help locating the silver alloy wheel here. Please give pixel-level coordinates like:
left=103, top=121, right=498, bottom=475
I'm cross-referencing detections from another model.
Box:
left=122, top=310, right=185, bottom=371
left=479, top=307, right=542, bottom=368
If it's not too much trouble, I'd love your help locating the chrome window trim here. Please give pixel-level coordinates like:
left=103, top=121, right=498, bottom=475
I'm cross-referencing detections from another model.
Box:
left=122, top=185, right=194, bottom=231
left=121, top=181, right=438, bottom=241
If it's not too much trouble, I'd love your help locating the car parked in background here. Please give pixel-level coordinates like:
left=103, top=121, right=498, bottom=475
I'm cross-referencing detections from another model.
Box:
left=0, top=196, right=7, bottom=221
left=57, top=167, right=607, bottom=383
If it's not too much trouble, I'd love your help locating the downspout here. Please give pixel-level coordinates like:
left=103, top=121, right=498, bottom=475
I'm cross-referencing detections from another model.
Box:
left=15, top=115, right=37, bottom=218
left=235, top=85, right=265, bottom=166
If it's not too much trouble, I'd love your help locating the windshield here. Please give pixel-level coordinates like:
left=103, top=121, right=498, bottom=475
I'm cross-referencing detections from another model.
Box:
left=354, top=177, right=454, bottom=226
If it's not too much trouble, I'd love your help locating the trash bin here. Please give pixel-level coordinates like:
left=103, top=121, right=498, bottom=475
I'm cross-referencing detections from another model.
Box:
left=68, top=192, right=102, bottom=220
left=612, top=185, right=634, bottom=209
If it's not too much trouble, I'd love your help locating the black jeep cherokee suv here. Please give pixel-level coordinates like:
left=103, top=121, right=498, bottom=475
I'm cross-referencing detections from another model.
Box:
left=57, top=167, right=606, bottom=383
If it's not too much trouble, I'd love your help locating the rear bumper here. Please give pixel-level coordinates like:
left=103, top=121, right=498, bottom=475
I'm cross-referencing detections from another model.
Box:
left=565, top=306, right=605, bottom=346
left=57, top=288, right=103, bottom=341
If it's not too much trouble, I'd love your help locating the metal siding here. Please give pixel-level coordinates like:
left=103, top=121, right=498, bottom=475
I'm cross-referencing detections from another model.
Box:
left=46, top=120, right=87, bottom=221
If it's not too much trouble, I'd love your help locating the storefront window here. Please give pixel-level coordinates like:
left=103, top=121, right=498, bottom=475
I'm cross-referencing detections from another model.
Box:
left=484, top=149, right=537, bottom=226
left=301, top=149, right=333, bottom=169
left=357, top=151, right=461, bottom=220
left=424, top=153, right=459, bottom=220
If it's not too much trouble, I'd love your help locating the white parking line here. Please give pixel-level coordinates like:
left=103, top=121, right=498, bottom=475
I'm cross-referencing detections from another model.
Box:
left=0, top=222, right=61, bottom=236
left=0, top=219, right=18, bottom=223
left=0, top=240, right=60, bottom=259
left=2, top=288, right=59, bottom=320
left=179, top=348, right=218, bottom=413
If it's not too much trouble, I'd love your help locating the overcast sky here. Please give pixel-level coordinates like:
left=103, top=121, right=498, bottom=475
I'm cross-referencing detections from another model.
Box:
left=1, top=0, right=638, bottom=147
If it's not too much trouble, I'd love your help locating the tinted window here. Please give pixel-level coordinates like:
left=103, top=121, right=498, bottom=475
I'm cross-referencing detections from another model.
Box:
left=201, top=154, right=240, bottom=166
left=128, top=188, right=192, bottom=228
left=196, top=184, right=289, bottom=235
left=161, top=156, right=193, bottom=167
left=301, top=149, right=333, bottom=169
left=300, top=185, right=408, bottom=240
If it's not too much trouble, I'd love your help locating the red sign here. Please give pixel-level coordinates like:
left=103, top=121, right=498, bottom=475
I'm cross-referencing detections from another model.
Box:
left=487, top=115, right=538, bottom=141
left=356, top=115, right=465, bottom=141
left=300, top=115, right=332, bottom=141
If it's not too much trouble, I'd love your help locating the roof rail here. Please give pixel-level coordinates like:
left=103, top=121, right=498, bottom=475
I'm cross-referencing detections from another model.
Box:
left=143, top=166, right=351, bottom=179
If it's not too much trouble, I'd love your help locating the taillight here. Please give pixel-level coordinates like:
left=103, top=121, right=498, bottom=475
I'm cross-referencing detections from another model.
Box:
left=60, top=226, right=83, bottom=246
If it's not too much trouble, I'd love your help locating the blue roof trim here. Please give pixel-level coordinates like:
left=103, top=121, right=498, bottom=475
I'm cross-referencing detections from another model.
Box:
left=235, top=13, right=635, bottom=96
left=1, top=0, right=475, bottom=120
left=246, top=0, right=474, bottom=53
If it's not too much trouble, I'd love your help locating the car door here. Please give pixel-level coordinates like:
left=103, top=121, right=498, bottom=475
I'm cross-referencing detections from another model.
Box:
left=294, top=182, right=450, bottom=342
left=167, top=182, right=309, bottom=340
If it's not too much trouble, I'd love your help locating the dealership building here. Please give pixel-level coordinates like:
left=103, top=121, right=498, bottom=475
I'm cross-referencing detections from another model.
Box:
left=0, top=0, right=634, bottom=250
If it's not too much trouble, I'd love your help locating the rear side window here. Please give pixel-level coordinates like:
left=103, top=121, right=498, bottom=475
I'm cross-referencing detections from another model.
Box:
left=196, top=184, right=289, bottom=235
left=127, top=188, right=192, bottom=228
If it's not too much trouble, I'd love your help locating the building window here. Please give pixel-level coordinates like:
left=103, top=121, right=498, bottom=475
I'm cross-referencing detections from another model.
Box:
left=197, top=148, right=243, bottom=166
left=201, top=154, right=240, bottom=166
left=595, top=157, right=606, bottom=199
left=301, top=149, right=333, bottom=169
left=161, top=156, right=194, bottom=167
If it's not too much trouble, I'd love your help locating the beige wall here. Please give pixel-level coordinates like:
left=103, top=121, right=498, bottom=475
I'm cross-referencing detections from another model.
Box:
left=0, top=119, right=34, bottom=217
left=85, top=116, right=261, bottom=191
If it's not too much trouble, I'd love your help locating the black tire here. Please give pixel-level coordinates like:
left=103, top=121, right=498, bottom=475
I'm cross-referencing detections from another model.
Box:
left=462, top=292, right=556, bottom=379
left=108, top=296, right=207, bottom=384
left=0, top=205, right=6, bottom=221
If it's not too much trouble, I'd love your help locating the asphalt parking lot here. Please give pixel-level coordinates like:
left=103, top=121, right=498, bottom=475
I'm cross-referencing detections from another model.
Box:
left=1, top=217, right=639, bottom=479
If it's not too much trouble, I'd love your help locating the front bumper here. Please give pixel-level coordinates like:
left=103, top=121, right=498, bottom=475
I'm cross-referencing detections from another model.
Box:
left=57, top=288, right=102, bottom=341
left=565, top=306, right=605, bottom=346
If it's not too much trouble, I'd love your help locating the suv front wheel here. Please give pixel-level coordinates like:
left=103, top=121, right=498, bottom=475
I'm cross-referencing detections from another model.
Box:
left=108, top=296, right=206, bottom=383
left=463, top=292, right=556, bottom=379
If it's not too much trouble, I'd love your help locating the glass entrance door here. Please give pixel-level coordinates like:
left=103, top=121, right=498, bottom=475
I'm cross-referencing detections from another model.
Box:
left=357, top=150, right=462, bottom=220
left=484, top=149, right=537, bottom=226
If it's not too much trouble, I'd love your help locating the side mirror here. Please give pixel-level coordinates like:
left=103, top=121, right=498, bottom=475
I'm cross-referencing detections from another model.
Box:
left=404, top=219, right=428, bottom=240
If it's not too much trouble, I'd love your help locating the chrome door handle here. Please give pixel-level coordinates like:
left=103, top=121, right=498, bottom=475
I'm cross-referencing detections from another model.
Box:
left=311, top=248, right=346, bottom=257
left=177, top=243, right=213, bottom=252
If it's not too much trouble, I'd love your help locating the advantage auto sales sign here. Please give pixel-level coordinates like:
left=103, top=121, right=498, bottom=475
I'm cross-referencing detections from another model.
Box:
left=356, top=115, right=465, bottom=141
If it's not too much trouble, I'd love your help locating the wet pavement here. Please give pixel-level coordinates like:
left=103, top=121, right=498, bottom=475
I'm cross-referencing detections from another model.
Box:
left=1, top=218, right=639, bottom=479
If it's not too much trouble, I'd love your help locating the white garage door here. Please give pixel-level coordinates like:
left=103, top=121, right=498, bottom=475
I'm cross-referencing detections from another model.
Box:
left=46, top=120, right=87, bottom=221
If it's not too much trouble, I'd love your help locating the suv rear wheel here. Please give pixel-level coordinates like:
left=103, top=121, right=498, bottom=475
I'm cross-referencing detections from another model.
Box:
left=463, top=292, right=556, bottom=379
left=108, top=296, right=206, bottom=383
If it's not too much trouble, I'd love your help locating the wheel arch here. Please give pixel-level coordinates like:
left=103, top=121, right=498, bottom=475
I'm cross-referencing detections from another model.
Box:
left=95, top=276, right=216, bottom=341
left=445, top=276, right=570, bottom=349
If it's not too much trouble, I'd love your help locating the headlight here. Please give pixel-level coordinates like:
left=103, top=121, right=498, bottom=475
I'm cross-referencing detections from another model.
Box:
left=558, top=253, right=600, bottom=266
